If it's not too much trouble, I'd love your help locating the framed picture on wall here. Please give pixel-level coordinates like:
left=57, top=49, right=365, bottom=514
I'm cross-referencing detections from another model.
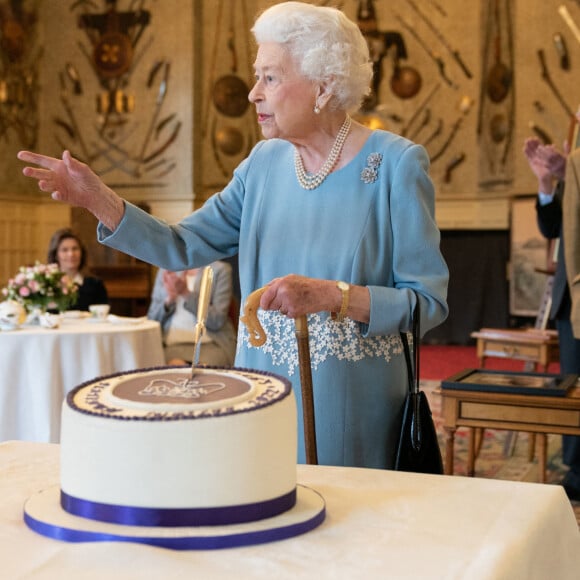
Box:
left=509, top=196, right=552, bottom=317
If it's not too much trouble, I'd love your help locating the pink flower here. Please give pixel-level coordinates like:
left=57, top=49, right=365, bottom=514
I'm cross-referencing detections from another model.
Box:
left=1, top=261, right=78, bottom=311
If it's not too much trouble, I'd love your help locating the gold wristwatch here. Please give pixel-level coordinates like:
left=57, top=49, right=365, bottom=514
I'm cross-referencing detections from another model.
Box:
left=331, top=281, right=350, bottom=322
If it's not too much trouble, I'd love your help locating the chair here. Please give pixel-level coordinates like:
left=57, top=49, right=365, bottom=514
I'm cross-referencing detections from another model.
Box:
left=471, top=274, right=559, bottom=373
left=470, top=272, right=560, bottom=459
left=471, top=327, right=559, bottom=373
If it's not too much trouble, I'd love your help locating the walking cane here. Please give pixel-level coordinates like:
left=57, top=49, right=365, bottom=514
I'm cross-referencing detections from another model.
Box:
left=294, top=315, right=318, bottom=465
left=240, top=288, right=318, bottom=465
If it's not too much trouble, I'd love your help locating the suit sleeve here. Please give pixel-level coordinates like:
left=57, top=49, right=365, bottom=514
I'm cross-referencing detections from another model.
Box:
left=563, top=149, right=580, bottom=338
left=182, top=262, right=233, bottom=331
left=147, top=269, right=174, bottom=333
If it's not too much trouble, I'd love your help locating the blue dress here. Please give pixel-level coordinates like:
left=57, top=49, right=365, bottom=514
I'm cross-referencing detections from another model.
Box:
left=98, top=130, right=449, bottom=468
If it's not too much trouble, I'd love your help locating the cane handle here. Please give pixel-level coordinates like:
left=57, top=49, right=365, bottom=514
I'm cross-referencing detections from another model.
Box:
left=239, top=286, right=267, bottom=346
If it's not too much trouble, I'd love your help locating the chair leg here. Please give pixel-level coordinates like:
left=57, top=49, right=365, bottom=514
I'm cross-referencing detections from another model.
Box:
left=527, top=432, right=536, bottom=462
left=503, top=431, right=518, bottom=456
left=502, top=432, right=536, bottom=460
left=474, top=427, right=484, bottom=458
left=467, top=428, right=476, bottom=476
left=537, top=433, right=547, bottom=483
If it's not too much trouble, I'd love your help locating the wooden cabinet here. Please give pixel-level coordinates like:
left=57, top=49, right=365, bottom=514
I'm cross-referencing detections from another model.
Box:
left=89, top=264, right=152, bottom=317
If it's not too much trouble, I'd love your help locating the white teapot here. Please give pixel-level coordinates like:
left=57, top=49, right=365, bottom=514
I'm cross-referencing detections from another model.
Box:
left=0, top=300, right=27, bottom=330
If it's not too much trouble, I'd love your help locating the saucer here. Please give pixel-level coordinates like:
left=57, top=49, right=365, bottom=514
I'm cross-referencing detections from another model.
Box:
left=108, top=315, right=147, bottom=325
left=63, top=310, right=89, bottom=320
left=0, top=324, right=20, bottom=332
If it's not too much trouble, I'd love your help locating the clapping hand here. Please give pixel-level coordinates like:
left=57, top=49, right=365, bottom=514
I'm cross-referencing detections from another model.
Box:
left=523, top=138, right=568, bottom=192
left=162, top=271, right=188, bottom=303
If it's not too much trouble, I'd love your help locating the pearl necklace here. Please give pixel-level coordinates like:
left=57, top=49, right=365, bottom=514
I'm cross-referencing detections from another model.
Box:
left=294, top=115, right=352, bottom=190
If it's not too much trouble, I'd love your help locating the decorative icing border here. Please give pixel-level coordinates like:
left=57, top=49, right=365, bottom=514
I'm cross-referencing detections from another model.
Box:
left=66, top=365, right=293, bottom=422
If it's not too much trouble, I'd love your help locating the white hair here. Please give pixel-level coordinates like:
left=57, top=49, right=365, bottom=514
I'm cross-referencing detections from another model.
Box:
left=252, top=1, right=372, bottom=112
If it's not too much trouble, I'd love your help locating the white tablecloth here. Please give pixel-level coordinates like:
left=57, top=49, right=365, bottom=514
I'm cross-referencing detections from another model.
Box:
left=0, top=318, right=164, bottom=443
left=0, top=441, right=578, bottom=579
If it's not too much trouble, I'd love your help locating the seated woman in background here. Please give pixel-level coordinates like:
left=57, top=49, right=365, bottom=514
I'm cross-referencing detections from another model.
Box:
left=47, top=228, right=108, bottom=311
left=147, top=261, right=236, bottom=367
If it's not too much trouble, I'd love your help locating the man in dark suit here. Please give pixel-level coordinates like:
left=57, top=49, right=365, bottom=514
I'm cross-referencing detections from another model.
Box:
left=524, top=135, right=580, bottom=501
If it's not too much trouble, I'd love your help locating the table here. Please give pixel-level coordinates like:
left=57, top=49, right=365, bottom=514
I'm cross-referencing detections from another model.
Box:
left=471, top=328, right=560, bottom=372
left=1, top=442, right=578, bottom=579
left=0, top=317, right=164, bottom=443
left=440, top=382, right=580, bottom=481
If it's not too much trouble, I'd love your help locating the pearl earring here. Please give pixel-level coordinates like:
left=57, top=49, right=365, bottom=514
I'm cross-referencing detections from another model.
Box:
left=314, top=104, right=321, bottom=114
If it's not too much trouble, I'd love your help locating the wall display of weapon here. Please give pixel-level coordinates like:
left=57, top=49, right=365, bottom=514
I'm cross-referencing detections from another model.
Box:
left=202, top=0, right=259, bottom=183
left=352, top=0, right=579, bottom=193
left=0, top=0, right=41, bottom=149
left=38, top=0, right=580, bottom=196
left=405, top=0, right=472, bottom=80
left=355, top=0, right=473, bottom=187
left=526, top=4, right=578, bottom=174
left=53, top=0, right=183, bottom=186
left=476, top=0, right=515, bottom=188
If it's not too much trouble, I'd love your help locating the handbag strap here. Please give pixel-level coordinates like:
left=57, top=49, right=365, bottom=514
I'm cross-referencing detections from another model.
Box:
left=400, top=297, right=420, bottom=395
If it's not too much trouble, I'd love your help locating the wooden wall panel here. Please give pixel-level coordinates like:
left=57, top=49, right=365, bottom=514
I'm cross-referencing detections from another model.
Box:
left=0, top=198, right=70, bottom=286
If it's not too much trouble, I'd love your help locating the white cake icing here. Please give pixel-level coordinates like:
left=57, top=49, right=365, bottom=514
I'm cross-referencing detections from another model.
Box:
left=60, top=366, right=297, bottom=524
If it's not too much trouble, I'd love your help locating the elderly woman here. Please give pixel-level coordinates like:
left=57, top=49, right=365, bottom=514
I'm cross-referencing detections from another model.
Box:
left=18, top=2, right=448, bottom=469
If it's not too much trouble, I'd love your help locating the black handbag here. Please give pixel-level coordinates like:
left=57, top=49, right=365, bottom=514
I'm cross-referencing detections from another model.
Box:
left=394, top=298, right=444, bottom=474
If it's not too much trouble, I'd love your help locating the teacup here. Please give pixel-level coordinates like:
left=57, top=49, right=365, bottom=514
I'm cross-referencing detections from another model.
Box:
left=39, top=312, right=61, bottom=329
left=89, top=304, right=110, bottom=321
left=0, top=300, right=26, bottom=331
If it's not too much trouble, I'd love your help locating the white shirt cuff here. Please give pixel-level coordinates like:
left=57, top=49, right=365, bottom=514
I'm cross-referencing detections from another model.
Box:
left=538, top=192, right=553, bottom=206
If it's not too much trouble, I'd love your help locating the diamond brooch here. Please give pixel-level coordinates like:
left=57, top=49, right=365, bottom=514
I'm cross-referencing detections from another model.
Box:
left=360, top=153, right=383, bottom=184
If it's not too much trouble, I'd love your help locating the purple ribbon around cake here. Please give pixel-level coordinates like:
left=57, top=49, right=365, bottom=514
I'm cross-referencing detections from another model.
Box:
left=23, top=484, right=326, bottom=550
left=60, top=488, right=297, bottom=527
left=24, top=504, right=326, bottom=550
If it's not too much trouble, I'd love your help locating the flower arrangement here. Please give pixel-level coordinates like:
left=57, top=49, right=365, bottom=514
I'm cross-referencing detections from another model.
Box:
left=1, top=261, right=78, bottom=313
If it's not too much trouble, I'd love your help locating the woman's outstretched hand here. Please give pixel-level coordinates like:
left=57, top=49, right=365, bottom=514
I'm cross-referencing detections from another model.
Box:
left=17, top=150, right=125, bottom=231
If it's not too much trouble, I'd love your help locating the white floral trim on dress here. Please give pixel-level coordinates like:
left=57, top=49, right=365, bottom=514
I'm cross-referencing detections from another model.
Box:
left=238, top=310, right=403, bottom=376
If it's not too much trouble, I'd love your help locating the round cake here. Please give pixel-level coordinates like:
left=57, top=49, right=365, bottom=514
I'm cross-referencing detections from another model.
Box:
left=59, top=366, right=297, bottom=527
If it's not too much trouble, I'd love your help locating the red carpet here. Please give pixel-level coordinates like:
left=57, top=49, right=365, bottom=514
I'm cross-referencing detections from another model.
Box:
left=420, top=345, right=560, bottom=381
